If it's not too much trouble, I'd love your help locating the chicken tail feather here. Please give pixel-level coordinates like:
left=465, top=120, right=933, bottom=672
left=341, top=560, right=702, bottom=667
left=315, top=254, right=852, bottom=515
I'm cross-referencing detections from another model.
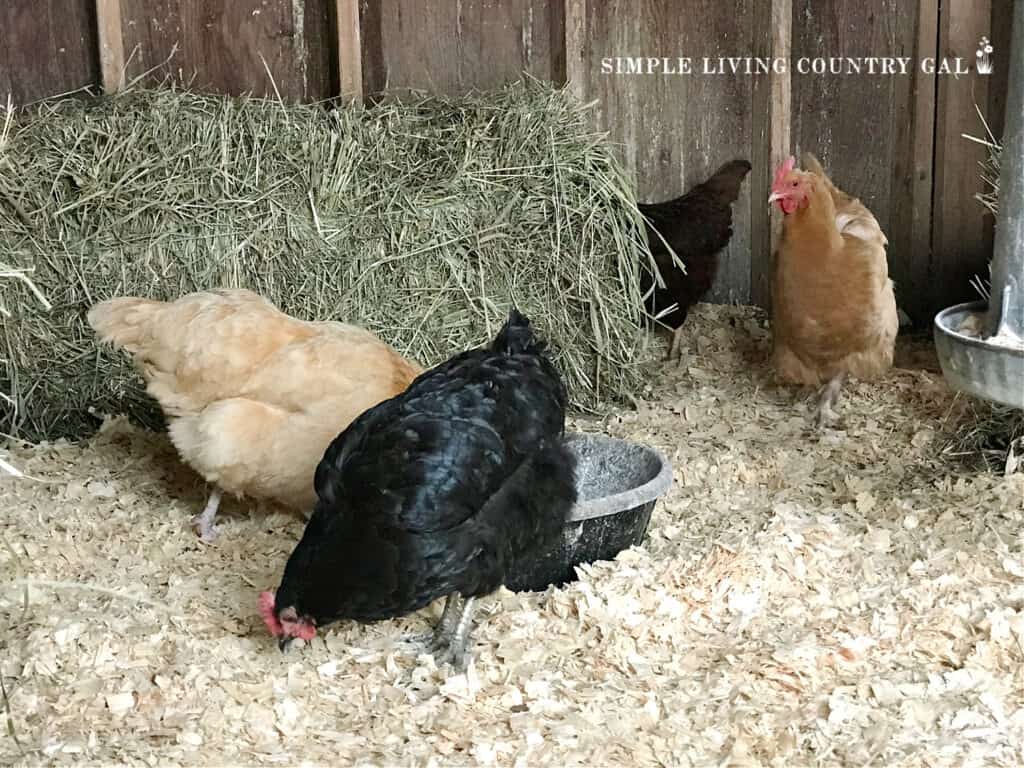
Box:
left=703, top=159, right=753, bottom=205
left=802, top=152, right=827, bottom=178
left=802, top=152, right=856, bottom=212
left=491, top=309, right=545, bottom=356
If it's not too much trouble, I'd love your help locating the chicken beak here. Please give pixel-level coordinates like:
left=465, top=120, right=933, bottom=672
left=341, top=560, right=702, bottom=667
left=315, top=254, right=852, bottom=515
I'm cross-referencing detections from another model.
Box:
left=278, top=635, right=294, bottom=653
left=767, top=191, right=783, bottom=205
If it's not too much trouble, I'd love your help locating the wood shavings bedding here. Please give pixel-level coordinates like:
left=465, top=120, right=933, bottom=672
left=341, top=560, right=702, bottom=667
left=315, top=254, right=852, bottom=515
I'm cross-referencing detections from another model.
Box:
left=2, top=304, right=1022, bottom=767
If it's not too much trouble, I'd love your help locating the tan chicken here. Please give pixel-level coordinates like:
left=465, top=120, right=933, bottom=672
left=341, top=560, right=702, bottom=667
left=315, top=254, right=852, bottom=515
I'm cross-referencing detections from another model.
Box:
left=88, top=289, right=422, bottom=540
left=768, top=153, right=898, bottom=426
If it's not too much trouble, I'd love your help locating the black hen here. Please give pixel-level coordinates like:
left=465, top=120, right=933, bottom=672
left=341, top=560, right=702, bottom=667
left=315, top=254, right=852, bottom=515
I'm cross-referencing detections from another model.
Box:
left=639, top=158, right=752, bottom=359
left=259, top=310, right=577, bottom=668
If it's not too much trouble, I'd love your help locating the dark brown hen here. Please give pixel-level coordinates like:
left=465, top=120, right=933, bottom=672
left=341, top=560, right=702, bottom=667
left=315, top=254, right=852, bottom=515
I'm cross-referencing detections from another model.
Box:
left=639, top=159, right=752, bottom=359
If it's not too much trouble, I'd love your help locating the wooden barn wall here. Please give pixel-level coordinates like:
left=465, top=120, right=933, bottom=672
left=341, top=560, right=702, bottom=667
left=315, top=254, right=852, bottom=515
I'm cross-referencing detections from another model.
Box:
left=0, top=1, right=99, bottom=105
left=360, top=0, right=565, bottom=96
left=0, top=0, right=1014, bottom=323
left=787, top=0, right=934, bottom=320
left=570, top=0, right=1010, bottom=320
left=567, top=0, right=760, bottom=306
left=117, top=0, right=334, bottom=101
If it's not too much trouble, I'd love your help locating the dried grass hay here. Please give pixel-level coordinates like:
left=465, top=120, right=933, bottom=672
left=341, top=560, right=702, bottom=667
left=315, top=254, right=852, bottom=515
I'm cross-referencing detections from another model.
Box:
left=0, top=80, right=655, bottom=442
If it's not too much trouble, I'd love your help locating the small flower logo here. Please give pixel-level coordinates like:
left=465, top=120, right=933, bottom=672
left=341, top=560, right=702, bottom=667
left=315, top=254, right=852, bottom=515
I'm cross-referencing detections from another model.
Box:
left=976, top=36, right=994, bottom=75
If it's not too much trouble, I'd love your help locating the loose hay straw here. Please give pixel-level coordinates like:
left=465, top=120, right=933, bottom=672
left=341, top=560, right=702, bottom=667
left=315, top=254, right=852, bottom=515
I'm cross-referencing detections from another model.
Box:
left=963, top=104, right=1002, bottom=219
left=1, top=96, right=52, bottom=476
left=963, top=105, right=1001, bottom=300
left=0, top=80, right=655, bottom=441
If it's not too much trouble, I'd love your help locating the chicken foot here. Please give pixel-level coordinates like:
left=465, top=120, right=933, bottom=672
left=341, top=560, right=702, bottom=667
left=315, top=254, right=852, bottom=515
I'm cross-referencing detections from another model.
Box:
left=191, top=488, right=222, bottom=542
left=421, top=593, right=478, bottom=671
left=814, top=373, right=847, bottom=427
left=400, top=592, right=477, bottom=669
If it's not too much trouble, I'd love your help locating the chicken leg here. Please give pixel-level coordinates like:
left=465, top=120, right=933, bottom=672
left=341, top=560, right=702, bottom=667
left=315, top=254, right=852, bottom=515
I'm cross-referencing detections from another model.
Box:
left=431, top=593, right=478, bottom=671
left=431, top=593, right=462, bottom=648
left=191, top=488, right=222, bottom=542
left=815, top=373, right=847, bottom=427
left=666, top=326, right=685, bottom=363
left=399, top=592, right=471, bottom=664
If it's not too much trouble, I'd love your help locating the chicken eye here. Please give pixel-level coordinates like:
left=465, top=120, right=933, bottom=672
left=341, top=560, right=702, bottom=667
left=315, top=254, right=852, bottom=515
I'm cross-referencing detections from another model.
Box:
left=791, top=180, right=798, bottom=187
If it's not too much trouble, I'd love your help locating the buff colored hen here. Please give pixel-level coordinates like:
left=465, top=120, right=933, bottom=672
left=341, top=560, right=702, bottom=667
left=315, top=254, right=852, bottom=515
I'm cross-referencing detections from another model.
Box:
left=768, top=153, right=898, bottom=426
left=88, top=289, right=422, bottom=539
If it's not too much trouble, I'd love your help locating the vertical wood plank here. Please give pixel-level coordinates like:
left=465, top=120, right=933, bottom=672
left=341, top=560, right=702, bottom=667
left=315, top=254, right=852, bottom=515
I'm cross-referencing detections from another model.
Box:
left=119, top=0, right=332, bottom=102
left=768, top=0, right=792, bottom=188
left=746, top=0, right=775, bottom=310
left=333, top=0, right=363, bottom=100
left=790, top=0, right=928, bottom=321
left=96, top=0, right=126, bottom=92
left=0, top=1, right=99, bottom=105
left=757, top=0, right=791, bottom=309
left=362, top=0, right=559, bottom=97
left=563, top=0, right=587, bottom=102
left=932, top=0, right=994, bottom=316
left=548, top=0, right=567, bottom=85
left=359, top=0, right=386, bottom=98
left=579, top=0, right=759, bottom=305
left=790, top=0, right=899, bottom=234
left=986, top=0, right=1013, bottom=137
left=982, top=0, right=1013, bottom=257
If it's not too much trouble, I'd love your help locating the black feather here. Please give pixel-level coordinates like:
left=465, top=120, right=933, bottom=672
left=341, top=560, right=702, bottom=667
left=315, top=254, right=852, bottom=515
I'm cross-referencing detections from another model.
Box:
left=273, top=311, right=577, bottom=626
left=490, top=309, right=545, bottom=356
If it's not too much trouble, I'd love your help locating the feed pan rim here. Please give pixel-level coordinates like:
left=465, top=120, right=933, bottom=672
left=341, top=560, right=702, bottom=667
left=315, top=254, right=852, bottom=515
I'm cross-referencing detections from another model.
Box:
left=564, top=432, right=673, bottom=523
left=934, top=300, right=1024, bottom=358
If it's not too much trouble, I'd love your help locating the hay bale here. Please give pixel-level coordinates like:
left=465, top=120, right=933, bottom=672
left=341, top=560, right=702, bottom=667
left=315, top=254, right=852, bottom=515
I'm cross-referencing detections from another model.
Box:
left=1, top=99, right=54, bottom=471
left=0, top=262, right=51, bottom=477
left=0, top=81, right=655, bottom=442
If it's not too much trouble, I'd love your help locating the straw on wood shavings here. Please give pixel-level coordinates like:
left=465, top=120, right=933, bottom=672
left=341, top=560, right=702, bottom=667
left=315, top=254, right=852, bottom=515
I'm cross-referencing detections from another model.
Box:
left=1, top=304, right=1022, bottom=767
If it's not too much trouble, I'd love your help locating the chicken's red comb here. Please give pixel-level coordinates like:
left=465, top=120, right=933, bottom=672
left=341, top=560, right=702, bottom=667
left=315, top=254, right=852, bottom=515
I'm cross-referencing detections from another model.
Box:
left=772, top=155, right=797, bottom=189
left=258, top=590, right=283, bottom=637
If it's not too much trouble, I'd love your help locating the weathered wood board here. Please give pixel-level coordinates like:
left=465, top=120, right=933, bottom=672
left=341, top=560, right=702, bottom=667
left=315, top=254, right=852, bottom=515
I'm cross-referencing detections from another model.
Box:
left=118, top=0, right=332, bottom=101
left=931, top=0, right=1000, bottom=320
left=0, top=0, right=99, bottom=105
left=790, top=0, right=935, bottom=323
left=360, top=0, right=562, bottom=97
left=573, top=0, right=759, bottom=305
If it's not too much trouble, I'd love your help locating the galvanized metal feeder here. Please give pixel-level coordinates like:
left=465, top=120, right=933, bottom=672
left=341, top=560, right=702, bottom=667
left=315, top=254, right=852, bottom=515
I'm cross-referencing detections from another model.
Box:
left=935, top=0, right=1024, bottom=410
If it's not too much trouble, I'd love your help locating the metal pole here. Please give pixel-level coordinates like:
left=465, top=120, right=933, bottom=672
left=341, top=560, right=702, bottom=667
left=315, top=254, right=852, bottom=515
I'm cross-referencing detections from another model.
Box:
left=988, top=0, right=1024, bottom=342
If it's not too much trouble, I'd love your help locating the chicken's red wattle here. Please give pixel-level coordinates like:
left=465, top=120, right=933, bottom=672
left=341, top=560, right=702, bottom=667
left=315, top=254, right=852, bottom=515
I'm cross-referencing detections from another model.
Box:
left=258, top=591, right=283, bottom=636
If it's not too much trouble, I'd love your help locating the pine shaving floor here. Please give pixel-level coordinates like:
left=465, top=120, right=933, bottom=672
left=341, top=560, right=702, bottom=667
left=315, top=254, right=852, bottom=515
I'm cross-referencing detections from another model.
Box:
left=2, top=304, right=1022, bottom=767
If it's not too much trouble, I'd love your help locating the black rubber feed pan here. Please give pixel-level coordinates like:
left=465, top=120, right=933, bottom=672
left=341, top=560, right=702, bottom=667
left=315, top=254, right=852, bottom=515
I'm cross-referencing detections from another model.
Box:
left=506, top=432, right=673, bottom=593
